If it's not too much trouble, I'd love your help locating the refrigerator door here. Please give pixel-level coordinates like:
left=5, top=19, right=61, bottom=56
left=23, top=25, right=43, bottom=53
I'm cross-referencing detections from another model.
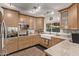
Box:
left=0, top=20, right=7, bottom=56
left=0, top=7, right=4, bottom=56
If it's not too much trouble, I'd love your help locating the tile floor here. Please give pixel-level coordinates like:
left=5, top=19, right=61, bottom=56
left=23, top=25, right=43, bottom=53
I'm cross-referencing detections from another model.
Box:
left=8, top=45, right=47, bottom=56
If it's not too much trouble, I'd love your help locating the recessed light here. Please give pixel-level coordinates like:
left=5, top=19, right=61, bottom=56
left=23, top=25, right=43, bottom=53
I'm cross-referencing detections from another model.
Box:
left=20, top=18, right=24, bottom=22
left=51, top=11, right=54, bottom=14
left=7, top=13, right=12, bottom=17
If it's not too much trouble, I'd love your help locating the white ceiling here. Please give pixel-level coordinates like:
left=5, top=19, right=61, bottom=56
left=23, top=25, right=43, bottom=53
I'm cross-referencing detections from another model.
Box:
left=0, top=3, right=72, bottom=17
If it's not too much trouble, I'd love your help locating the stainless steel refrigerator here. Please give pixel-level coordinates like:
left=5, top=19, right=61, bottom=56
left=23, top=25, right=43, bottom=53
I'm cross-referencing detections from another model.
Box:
left=0, top=7, right=5, bottom=56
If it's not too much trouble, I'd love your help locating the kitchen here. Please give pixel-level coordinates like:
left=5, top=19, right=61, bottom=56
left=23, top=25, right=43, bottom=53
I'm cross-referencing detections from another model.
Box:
left=0, top=3, right=79, bottom=56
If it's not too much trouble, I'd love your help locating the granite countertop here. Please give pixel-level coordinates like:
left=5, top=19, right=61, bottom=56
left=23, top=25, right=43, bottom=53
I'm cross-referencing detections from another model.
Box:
left=40, top=33, right=72, bottom=40
left=45, top=40, right=79, bottom=56
left=5, top=34, right=38, bottom=40
left=51, top=35, right=72, bottom=40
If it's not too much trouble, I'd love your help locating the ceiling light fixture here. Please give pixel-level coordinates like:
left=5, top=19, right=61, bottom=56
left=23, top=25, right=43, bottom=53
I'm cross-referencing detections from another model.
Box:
left=30, top=6, right=41, bottom=14
left=44, top=10, right=54, bottom=16
left=35, top=6, right=41, bottom=12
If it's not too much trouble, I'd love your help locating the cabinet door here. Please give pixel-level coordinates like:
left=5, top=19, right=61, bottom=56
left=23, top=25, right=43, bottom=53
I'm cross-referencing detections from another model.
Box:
left=18, top=36, right=33, bottom=50
left=37, top=18, right=44, bottom=30
left=68, top=4, right=77, bottom=29
left=51, top=37, right=61, bottom=46
left=5, top=38, right=18, bottom=54
left=60, top=10, right=68, bottom=29
left=3, top=9, right=19, bottom=27
left=29, top=17, right=35, bottom=29
left=18, top=36, right=28, bottom=50
left=35, top=17, right=44, bottom=33
left=19, top=14, right=29, bottom=25
left=54, top=38, right=61, bottom=45
left=31, top=35, right=39, bottom=45
left=39, top=37, right=50, bottom=48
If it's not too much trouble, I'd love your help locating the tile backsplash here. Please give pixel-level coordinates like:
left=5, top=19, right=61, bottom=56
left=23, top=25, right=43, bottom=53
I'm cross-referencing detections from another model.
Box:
left=62, top=29, right=79, bottom=33
left=61, top=29, right=79, bottom=39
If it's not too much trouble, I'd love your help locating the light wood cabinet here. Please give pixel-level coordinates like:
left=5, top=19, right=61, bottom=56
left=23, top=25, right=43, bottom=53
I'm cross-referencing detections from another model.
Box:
left=53, top=37, right=61, bottom=45
left=4, top=35, right=62, bottom=54
left=36, top=17, right=44, bottom=30
left=60, top=4, right=79, bottom=29
left=4, top=35, right=42, bottom=54
left=35, top=17, right=44, bottom=33
left=60, top=9, right=68, bottom=29
left=19, top=14, right=30, bottom=25
left=29, top=17, right=35, bottom=29
left=39, top=37, right=52, bottom=48
left=4, top=37, right=18, bottom=54
left=30, top=35, right=40, bottom=45
left=39, top=37, right=62, bottom=48
left=18, top=35, right=39, bottom=50
left=18, top=36, right=31, bottom=50
left=40, top=38, right=50, bottom=48
left=68, top=4, right=78, bottom=29
left=77, top=4, right=79, bottom=28
left=3, top=8, right=19, bottom=27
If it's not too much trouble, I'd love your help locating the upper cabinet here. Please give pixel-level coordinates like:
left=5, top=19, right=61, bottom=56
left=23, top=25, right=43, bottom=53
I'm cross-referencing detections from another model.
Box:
left=19, top=14, right=29, bottom=25
left=59, top=4, right=79, bottom=29
left=19, top=14, right=44, bottom=33
left=35, top=17, right=44, bottom=32
left=19, top=15, right=35, bottom=30
left=3, top=8, right=19, bottom=27
left=29, top=16, right=35, bottom=29
left=60, top=9, right=68, bottom=29
left=2, top=7, right=44, bottom=34
left=68, top=4, right=78, bottom=29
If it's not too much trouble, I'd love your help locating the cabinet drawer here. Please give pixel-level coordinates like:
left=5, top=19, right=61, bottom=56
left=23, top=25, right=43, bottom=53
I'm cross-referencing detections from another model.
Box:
left=54, top=38, right=61, bottom=44
left=5, top=41, right=17, bottom=54
left=5, top=38, right=17, bottom=44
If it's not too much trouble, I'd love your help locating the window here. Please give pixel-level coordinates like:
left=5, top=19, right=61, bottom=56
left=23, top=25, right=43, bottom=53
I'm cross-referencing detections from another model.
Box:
left=46, top=22, right=60, bottom=32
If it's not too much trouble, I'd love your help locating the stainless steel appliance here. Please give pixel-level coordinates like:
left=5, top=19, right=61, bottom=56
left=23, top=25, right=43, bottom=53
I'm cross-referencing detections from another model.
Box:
left=0, top=7, right=4, bottom=56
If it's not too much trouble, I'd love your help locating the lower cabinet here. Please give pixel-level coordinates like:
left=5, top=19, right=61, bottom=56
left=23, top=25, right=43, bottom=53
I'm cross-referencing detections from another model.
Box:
left=5, top=37, right=18, bottom=54
left=39, top=37, right=62, bottom=48
left=18, top=35, right=40, bottom=50
left=18, top=36, right=33, bottom=50
left=39, top=37, right=51, bottom=48
left=31, top=35, right=40, bottom=45
left=51, top=37, right=61, bottom=46
left=5, top=35, right=40, bottom=54
left=4, top=35, right=62, bottom=54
